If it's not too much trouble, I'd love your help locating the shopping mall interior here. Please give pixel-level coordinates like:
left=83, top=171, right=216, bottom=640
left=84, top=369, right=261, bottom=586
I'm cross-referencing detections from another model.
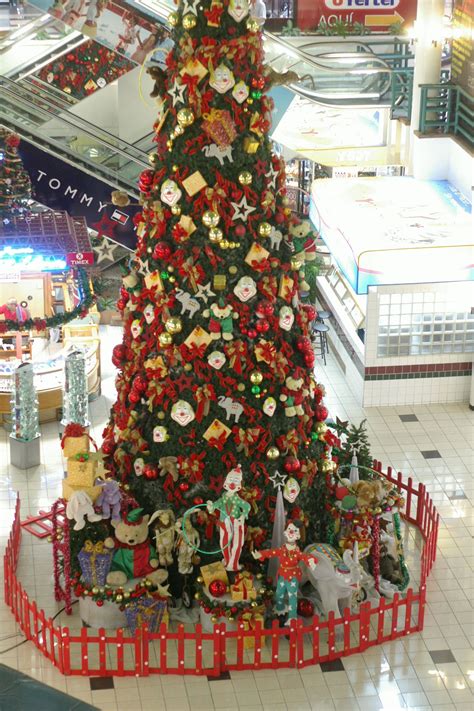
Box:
left=0, top=0, right=472, bottom=709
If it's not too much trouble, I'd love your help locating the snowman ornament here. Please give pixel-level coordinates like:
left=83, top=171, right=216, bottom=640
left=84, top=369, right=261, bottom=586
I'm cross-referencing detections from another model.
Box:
left=134, top=457, right=145, bottom=477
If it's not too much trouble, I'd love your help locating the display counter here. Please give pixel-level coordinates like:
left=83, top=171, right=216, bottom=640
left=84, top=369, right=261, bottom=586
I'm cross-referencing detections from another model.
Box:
left=0, top=323, right=100, bottom=422
left=310, top=177, right=473, bottom=407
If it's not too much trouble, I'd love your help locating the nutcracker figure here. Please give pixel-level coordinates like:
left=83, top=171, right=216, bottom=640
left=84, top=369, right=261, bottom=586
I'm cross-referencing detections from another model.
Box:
left=207, top=464, right=250, bottom=571
left=252, top=521, right=318, bottom=623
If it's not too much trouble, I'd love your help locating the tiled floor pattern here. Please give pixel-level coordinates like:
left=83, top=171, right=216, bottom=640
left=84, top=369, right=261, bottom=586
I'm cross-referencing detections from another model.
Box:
left=0, top=326, right=472, bottom=711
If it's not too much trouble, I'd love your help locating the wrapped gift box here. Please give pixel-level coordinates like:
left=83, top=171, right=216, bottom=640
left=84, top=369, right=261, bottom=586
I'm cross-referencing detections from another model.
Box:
left=63, top=435, right=89, bottom=458
left=200, top=561, right=229, bottom=589
left=231, top=571, right=257, bottom=602
left=78, top=541, right=113, bottom=586
left=203, top=419, right=231, bottom=447
left=124, top=595, right=168, bottom=635
left=66, top=458, right=98, bottom=487
left=62, top=480, right=102, bottom=502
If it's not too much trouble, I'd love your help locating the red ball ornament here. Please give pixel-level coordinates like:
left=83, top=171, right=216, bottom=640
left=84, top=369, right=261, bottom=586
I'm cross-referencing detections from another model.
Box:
left=96, top=599, right=104, bottom=607
left=275, top=212, right=285, bottom=224
left=153, top=241, right=172, bottom=261
left=314, top=405, right=328, bottom=421
left=304, top=353, right=315, bottom=368
left=133, top=375, right=148, bottom=393
left=120, top=287, right=129, bottom=300
left=284, top=456, right=301, bottom=473
left=179, top=481, right=190, bottom=492
left=129, top=390, right=140, bottom=404
left=256, top=319, right=270, bottom=333
left=138, top=169, right=154, bottom=192
left=112, top=344, right=126, bottom=367
left=247, top=329, right=257, bottom=339
left=208, top=579, right=227, bottom=598
left=235, top=224, right=246, bottom=238
left=101, top=438, right=115, bottom=455
left=297, top=336, right=312, bottom=352
left=335, top=486, right=350, bottom=500
left=116, top=299, right=127, bottom=312
left=257, top=300, right=275, bottom=317
left=143, top=464, right=158, bottom=480
left=193, top=497, right=204, bottom=505
left=303, top=305, right=317, bottom=321
left=297, top=598, right=315, bottom=618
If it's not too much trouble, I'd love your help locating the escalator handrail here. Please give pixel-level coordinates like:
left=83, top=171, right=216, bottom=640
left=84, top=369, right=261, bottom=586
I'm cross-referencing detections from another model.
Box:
left=0, top=76, right=150, bottom=169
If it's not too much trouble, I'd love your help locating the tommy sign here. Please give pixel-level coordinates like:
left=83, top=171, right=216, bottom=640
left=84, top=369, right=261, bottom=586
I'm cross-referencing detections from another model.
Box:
left=308, top=0, right=416, bottom=28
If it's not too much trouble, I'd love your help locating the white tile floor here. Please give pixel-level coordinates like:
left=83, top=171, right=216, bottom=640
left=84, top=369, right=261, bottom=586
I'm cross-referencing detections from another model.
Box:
left=0, top=326, right=472, bottom=711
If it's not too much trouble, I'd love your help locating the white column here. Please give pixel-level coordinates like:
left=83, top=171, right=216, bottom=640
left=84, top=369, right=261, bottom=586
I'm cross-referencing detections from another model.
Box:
left=407, top=0, right=445, bottom=174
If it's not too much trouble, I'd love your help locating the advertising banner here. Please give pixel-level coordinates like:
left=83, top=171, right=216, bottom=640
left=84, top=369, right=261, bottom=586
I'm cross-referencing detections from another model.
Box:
left=297, top=0, right=417, bottom=30
left=19, top=141, right=139, bottom=252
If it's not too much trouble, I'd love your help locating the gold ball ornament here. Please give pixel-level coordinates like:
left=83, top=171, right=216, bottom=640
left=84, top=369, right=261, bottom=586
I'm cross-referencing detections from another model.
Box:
left=196, top=576, right=204, bottom=584
left=174, top=125, right=184, bottom=136
left=250, top=370, right=263, bottom=384
left=209, top=227, right=223, bottom=243
left=220, top=239, right=230, bottom=249
left=238, top=171, right=253, bottom=186
left=116, top=594, right=123, bottom=603
left=291, top=257, right=303, bottom=271
left=202, top=210, right=220, bottom=228
left=148, top=152, right=160, bottom=166
left=165, top=316, right=183, bottom=334
left=177, top=107, right=195, bottom=127
left=237, top=383, right=245, bottom=392
left=159, top=331, right=173, bottom=347
left=171, top=204, right=181, bottom=216
left=316, top=422, right=328, bottom=435
left=182, top=12, right=197, bottom=29
left=266, top=446, right=280, bottom=460
left=258, top=222, right=272, bottom=238
left=158, top=411, right=165, bottom=420
left=168, top=11, right=179, bottom=25
left=166, top=139, right=173, bottom=149
left=184, top=363, right=192, bottom=372
left=92, top=587, right=99, bottom=595
left=169, top=276, right=176, bottom=283
left=229, top=265, right=238, bottom=274
left=123, top=591, right=131, bottom=599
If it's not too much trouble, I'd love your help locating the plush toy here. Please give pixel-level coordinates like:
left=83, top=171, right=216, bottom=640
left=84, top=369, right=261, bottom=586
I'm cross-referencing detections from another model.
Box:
left=175, top=516, right=199, bottom=575
left=147, top=66, right=167, bottom=98
left=351, top=479, right=389, bottom=509
left=66, top=491, right=102, bottom=531
left=105, top=508, right=168, bottom=591
left=280, top=371, right=309, bottom=417
left=149, top=509, right=176, bottom=567
left=96, top=480, right=122, bottom=522
left=204, top=299, right=238, bottom=341
left=289, top=220, right=317, bottom=263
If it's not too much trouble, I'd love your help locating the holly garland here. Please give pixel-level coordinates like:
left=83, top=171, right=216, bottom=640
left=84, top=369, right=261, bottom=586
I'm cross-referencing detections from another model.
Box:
left=194, top=571, right=272, bottom=622
left=0, top=268, right=95, bottom=334
left=71, top=571, right=166, bottom=608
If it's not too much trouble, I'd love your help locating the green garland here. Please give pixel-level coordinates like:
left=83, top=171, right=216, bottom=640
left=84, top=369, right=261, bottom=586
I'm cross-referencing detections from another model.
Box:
left=0, top=268, right=95, bottom=333
left=195, top=572, right=272, bottom=621
left=71, top=571, right=166, bottom=609
left=393, top=511, right=410, bottom=591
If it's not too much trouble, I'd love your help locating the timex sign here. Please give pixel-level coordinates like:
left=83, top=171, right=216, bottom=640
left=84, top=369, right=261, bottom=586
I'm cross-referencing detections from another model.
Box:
left=66, top=252, right=95, bottom=266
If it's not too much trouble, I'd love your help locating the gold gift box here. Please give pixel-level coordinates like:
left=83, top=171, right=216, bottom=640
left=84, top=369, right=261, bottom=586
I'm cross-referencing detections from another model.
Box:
left=245, top=243, right=270, bottom=268
left=200, top=561, right=229, bottom=590
left=184, top=326, right=212, bottom=349
left=63, top=435, right=89, bottom=459
left=244, top=137, right=259, bottom=154
left=182, top=171, right=207, bottom=197
left=203, top=419, right=231, bottom=444
left=62, top=480, right=102, bottom=503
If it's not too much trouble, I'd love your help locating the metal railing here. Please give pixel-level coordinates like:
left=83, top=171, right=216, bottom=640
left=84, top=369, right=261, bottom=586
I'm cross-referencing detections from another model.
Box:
left=419, top=83, right=474, bottom=148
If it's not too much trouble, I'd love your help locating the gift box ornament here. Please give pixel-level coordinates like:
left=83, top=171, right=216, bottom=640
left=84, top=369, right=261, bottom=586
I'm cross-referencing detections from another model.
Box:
left=180, top=58, right=208, bottom=83
left=278, top=274, right=294, bottom=302
left=145, top=271, right=164, bottom=292
left=66, top=457, right=97, bottom=487
left=243, top=137, right=259, bottom=154
left=202, top=109, right=237, bottom=148
left=245, top=243, right=270, bottom=268
left=62, top=480, right=102, bottom=503
left=240, top=608, right=264, bottom=648
left=184, top=326, right=212, bottom=349
left=78, top=540, right=113, bottom=586
left=200, top=561, right=229, bottom=589
left=182, top=171, right=207, bottom=197
left=203, top=419, right=231, bottom=447
left=62, top=435, right=90, bottom=458
left=124, top=595, right=168, bottom=635
left=231, top=571, right=257, bottom=601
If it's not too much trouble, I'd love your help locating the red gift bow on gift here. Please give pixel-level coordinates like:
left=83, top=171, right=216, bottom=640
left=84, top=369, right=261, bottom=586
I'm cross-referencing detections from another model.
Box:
left=207, top=431, right=229, bottom=451
left=193, top=384, right=216, bottom=422
left=277, top=429, right=300, bottom=456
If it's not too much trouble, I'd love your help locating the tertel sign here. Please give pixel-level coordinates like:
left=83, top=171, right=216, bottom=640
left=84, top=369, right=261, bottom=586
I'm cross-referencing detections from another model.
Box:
left=297, top=0, right=416, bottom=29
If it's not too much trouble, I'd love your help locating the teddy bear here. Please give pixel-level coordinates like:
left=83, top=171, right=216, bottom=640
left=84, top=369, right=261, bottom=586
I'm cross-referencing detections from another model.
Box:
left=105, top=508, right=169, bottom=592
left=147, top=66, right=167, bottom=98
left=66, top=491, right=102, bottom=531
left=289, top=220, right=317, bottom=263
left=280, top=371, right=309, bottom=417
left=96, top=479, right=122, bottom=522
left=203, top=299, right=238, bottom=341
left=351, top=479, right=388, bottom=510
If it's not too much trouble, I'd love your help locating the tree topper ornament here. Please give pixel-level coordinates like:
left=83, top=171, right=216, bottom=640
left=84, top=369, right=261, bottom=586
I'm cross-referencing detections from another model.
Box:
left=206, top=464, right=251, bottom=571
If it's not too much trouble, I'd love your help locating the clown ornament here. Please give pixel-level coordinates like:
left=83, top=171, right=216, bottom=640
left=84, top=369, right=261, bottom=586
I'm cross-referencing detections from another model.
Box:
left=130, top=319, right=143, bottom=339
left=208, top=350, right=226, bottom=370
left=160, top=179, right=182, bottom=206
left=279, top=306, right=294, bottom=331
left=233, top=276, right=257, bottom=302
left=207, top=464, right=250, bottom=571
left=209, top=64, right=235, bottom=94
left=263, top=396, right=277, bottom=417
left=228, top=0, right=249, bottom=21
left=232, top=81, right=249, bottom=104
left=283, top=477, right=300, bottom=503
left=171, top=400, right=195, bottom=426
left=134, top=457, right=145, bottom=477
left=153, top=426, right=168, bottom=443
left=252, top=521, right=318, bottom=624
left=143, top=303, right=155, bottom=325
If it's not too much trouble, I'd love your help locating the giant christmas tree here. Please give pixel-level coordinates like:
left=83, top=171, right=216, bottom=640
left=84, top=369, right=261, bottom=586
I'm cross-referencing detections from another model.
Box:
left=103, top=0, right=336, bottom=578
left=0, top=129, right=32, bottom=219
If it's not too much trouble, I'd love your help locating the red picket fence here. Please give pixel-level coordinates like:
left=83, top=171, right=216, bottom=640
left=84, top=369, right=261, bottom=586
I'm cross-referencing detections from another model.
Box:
left=3, top=463, right=439, bottom=676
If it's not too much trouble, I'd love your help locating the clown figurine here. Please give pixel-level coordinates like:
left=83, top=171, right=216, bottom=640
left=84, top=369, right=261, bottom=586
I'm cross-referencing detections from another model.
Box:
left=207, top=465, right=250, bottom=571
left=252, top=521, right=318, bottom=624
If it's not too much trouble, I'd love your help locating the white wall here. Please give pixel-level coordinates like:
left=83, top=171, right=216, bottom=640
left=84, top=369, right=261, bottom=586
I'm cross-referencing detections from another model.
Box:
left=411, top=133, right=474, bottom=201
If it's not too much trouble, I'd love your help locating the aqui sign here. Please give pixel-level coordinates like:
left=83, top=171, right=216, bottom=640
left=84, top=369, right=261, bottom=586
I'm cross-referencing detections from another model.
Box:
left=315, top=0, right=416, bottom=28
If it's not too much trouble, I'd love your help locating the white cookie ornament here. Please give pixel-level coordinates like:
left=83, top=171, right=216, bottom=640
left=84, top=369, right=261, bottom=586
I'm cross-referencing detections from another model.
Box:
left=143, top=303, right=155, bottom=325
left=283, top=477, right=300, bottom=503
left=208, top=350, right=226, bottom=370
left=232, top=81, right=249, bottom=104
left=234, top=276, right=257, bottom=302
left=160, top=179, right=182, bottom=207
left=228, top=0, right=249, bottom=21
left=130, top=319, right=143, bottom=339
left=153, top=426, right=168, bottom=442
left=263, top=396, right=277, bottom=416
left=279, top=306, right=294, bottom=331
left=171, top=400, right=195, bottom=426
left=134, top=457, right=145, bottom=477
left=210, top=64, right=235, bottom=94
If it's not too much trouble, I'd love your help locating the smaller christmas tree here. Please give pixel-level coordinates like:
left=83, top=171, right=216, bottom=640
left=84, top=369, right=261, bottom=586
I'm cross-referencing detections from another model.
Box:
left=332, top=418, right=373, bottom=472
left=0, top=129, right=32, bottom=220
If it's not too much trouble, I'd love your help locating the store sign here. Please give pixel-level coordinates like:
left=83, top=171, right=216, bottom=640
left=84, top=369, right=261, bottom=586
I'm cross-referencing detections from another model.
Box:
left=66, top=252, right=95, bottom=267
left=19, top=141, right=140, bottom=252
left=309, top=0, right=417, bottom=27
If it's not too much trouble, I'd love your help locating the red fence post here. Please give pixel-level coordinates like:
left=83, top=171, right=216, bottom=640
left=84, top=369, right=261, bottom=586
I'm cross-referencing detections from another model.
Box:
left=212, top=624, right=221, bottom=676
left=296, top=619, right=305, bottom=669
left=416, top=483, right=426, bottom=529
left=358, top=602, right=371, bottom=652
left=62, top=627, right=71, bottom=675
left=195, top=623, right=203, bottom=674
left=390, top=594, right=400, bottom=638
left=311, top=615, right=320, bottom=664
left=159, top=622, right=167, bottom=673
left=178, top=624, right=186, bottom=674
left=327, top=611, right=336, bottom=659
left=288, top=619, right=297, bottom=667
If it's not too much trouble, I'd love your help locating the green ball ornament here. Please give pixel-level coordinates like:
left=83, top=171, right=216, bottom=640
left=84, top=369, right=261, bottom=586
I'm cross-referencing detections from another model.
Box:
left=160, top=271, right=169, bottom=280
left=341, top=495, right=358, bottom=511
left=311, top=432, right=318, bottom=441
left=251, top=385, right=261, bottom=394
left=251, top=90, right=262, bottom=99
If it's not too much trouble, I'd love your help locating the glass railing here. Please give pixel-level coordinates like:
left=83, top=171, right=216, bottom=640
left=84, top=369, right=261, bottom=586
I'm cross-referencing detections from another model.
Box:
left=0, top=75, right=149, bottom=193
